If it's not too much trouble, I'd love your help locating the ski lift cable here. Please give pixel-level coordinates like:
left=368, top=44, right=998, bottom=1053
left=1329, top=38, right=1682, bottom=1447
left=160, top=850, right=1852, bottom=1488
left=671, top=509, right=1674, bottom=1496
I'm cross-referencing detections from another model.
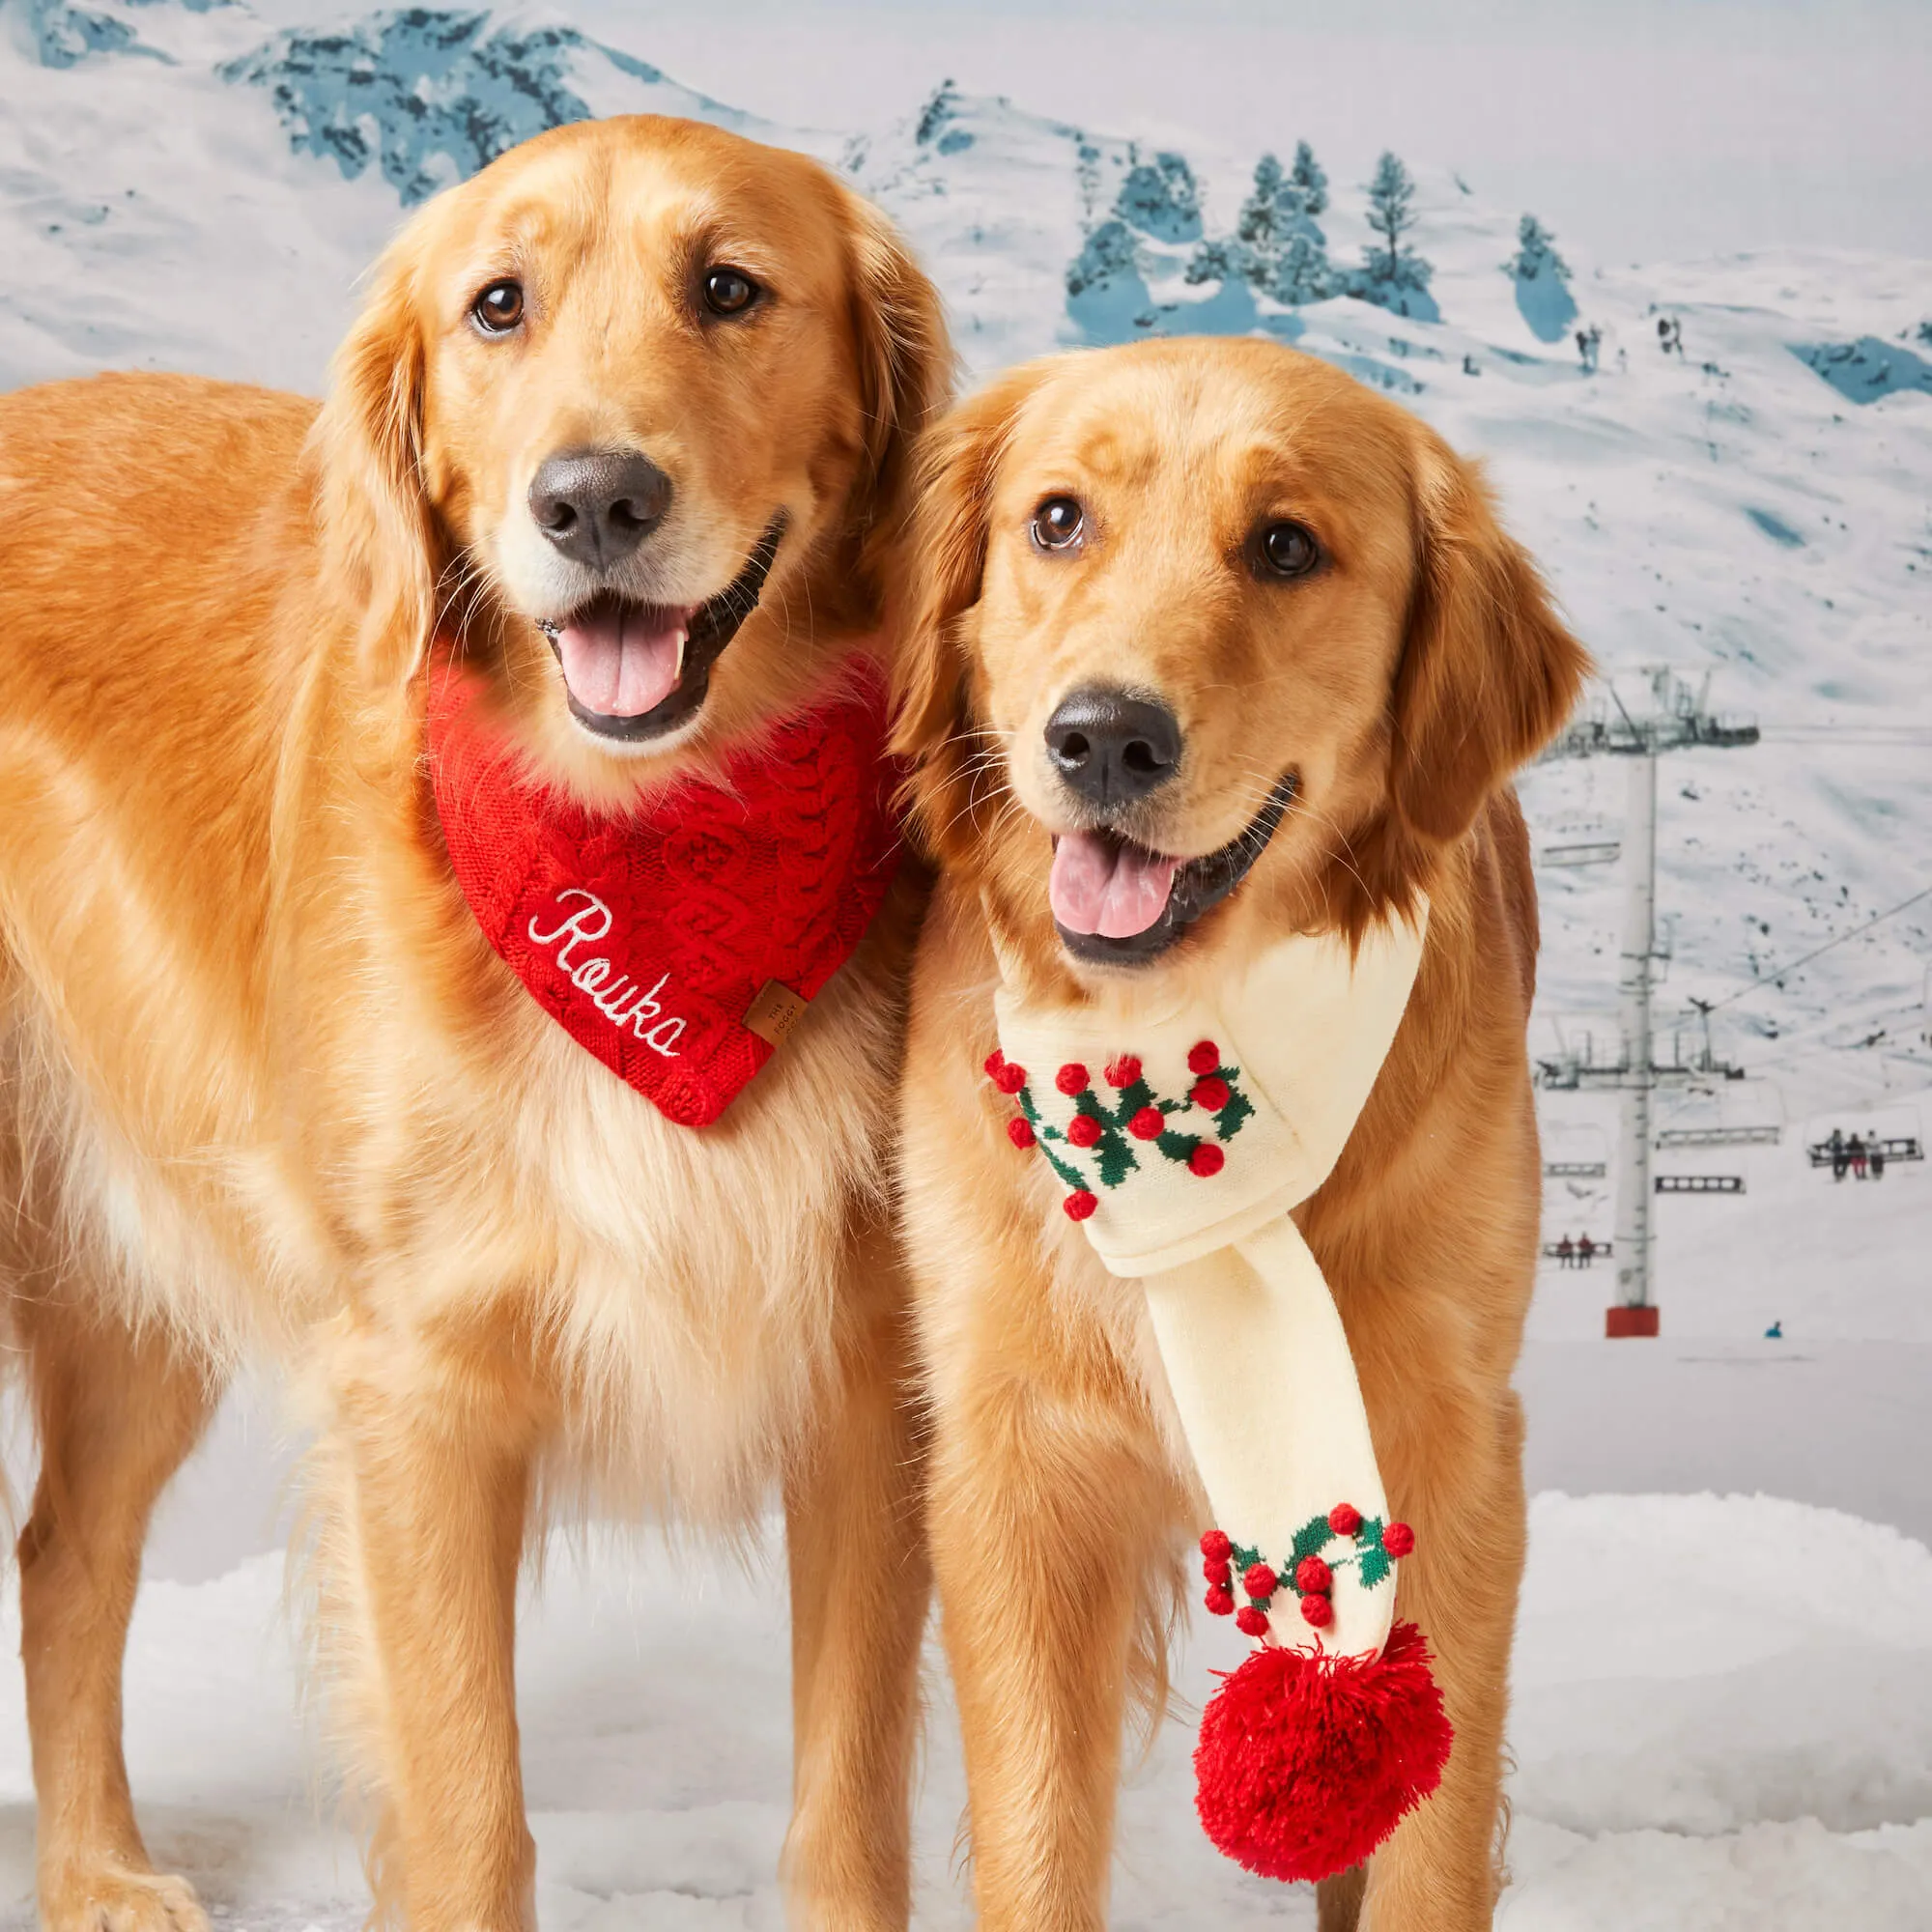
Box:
left=1701, top=883, right=1932, bottom=1015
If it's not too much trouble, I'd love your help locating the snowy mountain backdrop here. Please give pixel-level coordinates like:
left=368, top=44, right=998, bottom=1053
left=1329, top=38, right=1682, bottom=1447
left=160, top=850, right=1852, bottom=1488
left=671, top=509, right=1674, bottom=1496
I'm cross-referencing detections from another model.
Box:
left=2, top=4, right=1930, bottom=1926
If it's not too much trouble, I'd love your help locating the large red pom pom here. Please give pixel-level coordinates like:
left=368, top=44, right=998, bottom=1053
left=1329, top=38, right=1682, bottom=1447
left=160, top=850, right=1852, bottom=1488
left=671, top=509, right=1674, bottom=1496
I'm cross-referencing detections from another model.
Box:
left=1328, top=1502, right=1363, bottom=1537
left=1382, top=1521, right=1415, bottom=1557
left=1105, top=1055, right=1142, bottom=1088
left=1007, top=1117, right=1037, bottom=1150
left=1066, top=1113, right=1102, bottom=1149
left=1193, top=1620, right=1453, bottom=1885
left=1064, top=1189, right=1097, bottom=1221
left=1056, top=1062, right=1090, bottom=1095
left=1188, top=1039, right=1221, bottom=1075
left=1201, top=1529, right=1233, bottom=1563
left=1128, top=1106, right=1164, bottom=1141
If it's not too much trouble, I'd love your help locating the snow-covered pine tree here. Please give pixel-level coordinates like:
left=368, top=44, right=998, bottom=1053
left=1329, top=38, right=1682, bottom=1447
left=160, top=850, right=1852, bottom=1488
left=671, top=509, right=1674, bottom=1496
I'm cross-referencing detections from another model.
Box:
left=1364, top=151, right=1417, bottom=282
left=1507, top=213, right=1570, bottom=285
left=1236, top=153, right=1288, bottom=258
left=1232, top=152, right=1332, bottom=303
left=1290, top=139, right=1328, bottom=219
left=1117, top=150, right=1203, bottom=244
left=1185, top=235, right=1247, bottom=287
left=1506, top=212, right=1577, bottom=343
left=1351, top=151, right=1435, bottom=318
left=1273, top=229, right=1332, bottom=306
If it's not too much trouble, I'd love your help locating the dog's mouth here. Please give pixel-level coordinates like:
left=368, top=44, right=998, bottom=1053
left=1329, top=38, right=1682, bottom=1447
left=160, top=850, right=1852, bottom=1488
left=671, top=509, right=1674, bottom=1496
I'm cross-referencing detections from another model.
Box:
left=537, top=515, right=786, bottom=743
left=1048, top=773, right=1299, bottom=966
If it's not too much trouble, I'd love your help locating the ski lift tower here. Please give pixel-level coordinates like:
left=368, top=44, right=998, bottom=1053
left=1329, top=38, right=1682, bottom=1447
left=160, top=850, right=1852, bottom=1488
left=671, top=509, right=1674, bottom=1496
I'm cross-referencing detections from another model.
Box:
left=1535, top=669, right=1759, bottom=1337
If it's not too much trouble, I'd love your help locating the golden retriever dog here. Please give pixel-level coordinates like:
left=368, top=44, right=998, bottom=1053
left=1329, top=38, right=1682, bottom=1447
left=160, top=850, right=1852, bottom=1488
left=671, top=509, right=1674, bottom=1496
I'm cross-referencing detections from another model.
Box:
left=892, top=337, right=1588, bottom=1931
left=0, top=116, right=948, bottom=1930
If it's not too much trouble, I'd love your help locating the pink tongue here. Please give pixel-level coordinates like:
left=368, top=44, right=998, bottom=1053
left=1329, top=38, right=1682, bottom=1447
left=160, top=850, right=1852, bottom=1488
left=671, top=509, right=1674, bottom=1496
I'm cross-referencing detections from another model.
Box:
left=556, top=604, right=694, bottom=718
left=1049, top=832, right=1180, bottom=939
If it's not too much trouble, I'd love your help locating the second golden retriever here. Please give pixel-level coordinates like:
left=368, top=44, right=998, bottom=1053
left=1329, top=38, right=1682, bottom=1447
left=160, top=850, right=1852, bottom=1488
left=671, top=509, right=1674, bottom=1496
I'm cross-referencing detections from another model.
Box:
left=893, top=337, right=1587, bottom=1930
left=0, top=117, right=946, bottom=1930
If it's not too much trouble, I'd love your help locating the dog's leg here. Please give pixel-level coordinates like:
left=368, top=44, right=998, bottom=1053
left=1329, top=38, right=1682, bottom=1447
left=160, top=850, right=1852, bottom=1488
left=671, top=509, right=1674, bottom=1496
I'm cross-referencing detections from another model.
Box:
left=1317, top=1863, right=1369, bottom=1932
left=318, top=1319, right=543, bottom=1932
left=781, top=1219, right=927, bottom=1932
left=1357, top=1385, right=1527, bottom=1930
left=17, top=1294, right=220, bottom=1932
left=927, top=1324, right=1174, bottom=1932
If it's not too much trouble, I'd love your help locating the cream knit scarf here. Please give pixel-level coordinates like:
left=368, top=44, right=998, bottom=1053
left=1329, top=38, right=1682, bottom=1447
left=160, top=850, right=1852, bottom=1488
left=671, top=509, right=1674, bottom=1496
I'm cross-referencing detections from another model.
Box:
left=984, top=904, right=1453, bottom=1881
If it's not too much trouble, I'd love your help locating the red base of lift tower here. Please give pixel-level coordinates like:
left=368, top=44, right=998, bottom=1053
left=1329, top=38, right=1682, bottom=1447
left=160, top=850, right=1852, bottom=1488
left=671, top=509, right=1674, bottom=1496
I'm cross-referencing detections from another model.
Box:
left=1605, top=1305, right=1661, bottom=1339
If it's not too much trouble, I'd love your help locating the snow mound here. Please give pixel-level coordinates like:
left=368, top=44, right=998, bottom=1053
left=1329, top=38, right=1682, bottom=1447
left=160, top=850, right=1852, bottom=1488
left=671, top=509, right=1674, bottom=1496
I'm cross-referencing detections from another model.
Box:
left=1513, top=1493, right=1932, bottom=1838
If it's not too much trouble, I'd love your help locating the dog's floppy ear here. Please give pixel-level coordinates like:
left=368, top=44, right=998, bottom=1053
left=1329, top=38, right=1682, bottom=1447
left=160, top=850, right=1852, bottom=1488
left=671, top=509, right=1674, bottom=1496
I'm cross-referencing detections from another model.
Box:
left=1389, top=436, right=1591, bottom=844
left=839, top=194, right=955, bottom=609
left=888, top=364, right=1042, bottom=862
left=311, top=221, right=441, bottom=690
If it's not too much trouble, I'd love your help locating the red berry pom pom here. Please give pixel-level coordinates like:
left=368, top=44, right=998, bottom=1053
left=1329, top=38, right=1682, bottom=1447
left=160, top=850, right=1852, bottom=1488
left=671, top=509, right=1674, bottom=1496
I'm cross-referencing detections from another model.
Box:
left=1204, top=1557, right=1233, bottom=1587
left=1243, top=1563, right=1278, bottom=1601
left=1191, top=1075, right=1231, bottom=1112
left=1189, top=1143, right=1226, bottom=1177
left=1007, top=1117, right=1037, bottom=1150
left=1064, top=1189, right=1097, bottom=1222
left=1194, top=1620, right=1453, bottom=1884
left=1328, top=1502, right=1363, bottom=1537
left=1129, top=1106, right=1165, bottom=1141
left=1188, top=1040, right=1221, bottom=1075
left=1105, top=1055, right=1143, bottom=1088
left=1382, top=1522, right=1415, bottom=1558
left=1201, top=1529, right=1233, bottom=1563
left=1056, top=1062, right=1090, bottom=1095
left=1206, top=1583, right=1236, bottom=1617
left=1295, top=1556, right=1332, bottom=1596
left=1299, top=1592, right=1334, bottom=1629
left=1066, top=1113, right=1102, bottom=1148
left=1236, top=1605, right=1270, bottom=1638
left=990, top=1060, right=1027, bottom=1094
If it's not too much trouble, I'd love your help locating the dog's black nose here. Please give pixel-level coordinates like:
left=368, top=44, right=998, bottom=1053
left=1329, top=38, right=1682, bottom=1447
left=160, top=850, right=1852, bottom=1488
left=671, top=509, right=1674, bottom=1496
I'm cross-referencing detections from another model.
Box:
left=1043, top=687, right=1181, bottom=810
left=528, top=447, right=671, bottom=568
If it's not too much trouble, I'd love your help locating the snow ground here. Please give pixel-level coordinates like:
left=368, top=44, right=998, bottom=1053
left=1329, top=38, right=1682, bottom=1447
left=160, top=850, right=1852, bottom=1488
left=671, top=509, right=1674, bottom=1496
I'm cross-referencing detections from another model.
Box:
left=1, top=2, right=1929, bottom=1924
left=2, top=1488, right=1929, bottom=1930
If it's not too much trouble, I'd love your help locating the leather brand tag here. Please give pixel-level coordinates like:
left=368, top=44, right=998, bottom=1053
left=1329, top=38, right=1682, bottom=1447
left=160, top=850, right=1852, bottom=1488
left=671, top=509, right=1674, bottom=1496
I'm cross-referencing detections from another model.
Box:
left=744, top=980, right=810, bottom=1047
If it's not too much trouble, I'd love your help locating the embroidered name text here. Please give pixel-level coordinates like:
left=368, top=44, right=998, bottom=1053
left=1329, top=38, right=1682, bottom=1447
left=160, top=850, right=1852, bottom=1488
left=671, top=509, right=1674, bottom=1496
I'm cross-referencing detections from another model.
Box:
left=527, top=890, right=686, bottom=1058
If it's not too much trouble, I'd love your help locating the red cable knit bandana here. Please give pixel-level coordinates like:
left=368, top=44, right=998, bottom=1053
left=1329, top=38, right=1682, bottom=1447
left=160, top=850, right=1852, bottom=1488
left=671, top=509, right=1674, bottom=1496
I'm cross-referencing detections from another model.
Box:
left=426, top=656, right=902, bottom=1128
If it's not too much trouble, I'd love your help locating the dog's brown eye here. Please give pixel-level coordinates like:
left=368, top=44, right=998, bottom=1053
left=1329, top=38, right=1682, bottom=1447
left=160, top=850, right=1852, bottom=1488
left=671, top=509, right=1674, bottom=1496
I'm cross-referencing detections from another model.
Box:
left=1031, top=497, right=1085, bottom=552
left=1259, top=521, right=1321, bottom=579
left=702, top=267, right=760, bottom=317
left=471, top=280, right=525, bottom=334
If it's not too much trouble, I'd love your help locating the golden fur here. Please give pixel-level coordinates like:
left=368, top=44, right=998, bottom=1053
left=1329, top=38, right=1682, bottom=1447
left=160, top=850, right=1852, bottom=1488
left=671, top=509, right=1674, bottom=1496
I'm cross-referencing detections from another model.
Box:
left=891, top=338, right=1589, bottom=1931
left=0, top=117, right=950, bottom=1931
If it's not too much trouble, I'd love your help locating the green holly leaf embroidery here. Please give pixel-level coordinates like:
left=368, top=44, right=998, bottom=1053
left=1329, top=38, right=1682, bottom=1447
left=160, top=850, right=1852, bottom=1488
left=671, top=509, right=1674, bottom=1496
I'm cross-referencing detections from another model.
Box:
left=1290, top=1514, right=1332, bottom=1572
left=1357, top=1545, right=1392, bottom=1592
left=1155, top=1129, right=1200, bottom=1165
left=1094, top=1129, right=1139, bottom=1190
left=1212, top=1069, right=1255, bottom=1142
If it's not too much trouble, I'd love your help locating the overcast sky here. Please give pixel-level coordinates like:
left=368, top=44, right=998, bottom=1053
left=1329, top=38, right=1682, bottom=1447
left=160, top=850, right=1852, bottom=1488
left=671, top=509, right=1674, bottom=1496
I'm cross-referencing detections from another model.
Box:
left=560, top=0, right=1930, bottom=265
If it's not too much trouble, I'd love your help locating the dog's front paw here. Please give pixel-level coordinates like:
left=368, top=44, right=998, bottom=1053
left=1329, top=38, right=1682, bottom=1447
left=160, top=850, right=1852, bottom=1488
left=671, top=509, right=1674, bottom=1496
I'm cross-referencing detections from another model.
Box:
left=40, top=1863, right=212, bottom=1932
